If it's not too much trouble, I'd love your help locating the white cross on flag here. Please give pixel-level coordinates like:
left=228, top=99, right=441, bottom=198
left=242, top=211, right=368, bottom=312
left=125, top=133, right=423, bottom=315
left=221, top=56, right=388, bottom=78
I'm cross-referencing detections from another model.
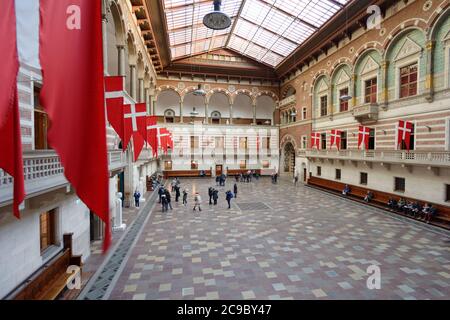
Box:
left=124, top=103, right=147, bottom=161
left=358, top=126, right=371, bottom=150
left=105, top=76, right=126, bottom=148
left=397, top=120, right=413, bottom=151
left=311, top=132, right=320, bottom=149
left=330, top=129, right=342, bottom=150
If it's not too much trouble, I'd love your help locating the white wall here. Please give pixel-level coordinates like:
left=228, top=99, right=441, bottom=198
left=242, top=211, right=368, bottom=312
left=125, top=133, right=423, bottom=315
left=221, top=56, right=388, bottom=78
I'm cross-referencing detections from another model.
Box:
left=209, top=92, right=230, bottom=119
left=233, top=94, right=253, bottom=119
left=156, top=90, right=180, bottom=116
left=0, top=194, right=90, bottom=299
left=309, top=161, right=450, bottom=205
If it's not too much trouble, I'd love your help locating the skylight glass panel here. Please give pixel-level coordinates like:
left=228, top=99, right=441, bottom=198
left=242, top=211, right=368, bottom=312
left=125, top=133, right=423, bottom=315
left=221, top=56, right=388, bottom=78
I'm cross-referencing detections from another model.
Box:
left=169, top=28, right=192, bottom=46
left=297, top=0, right=339, bottom=28
left=228, top=34, right=249, bottom=53
left=260, top=8, right=294, bottom=36
left=192, top=39, right=211, bottom=54
left=240, top=0, right=271, bottom=25
left=234, top=19, right=259, bottom=40
left=251, top=28, right=279, bottom=49
left=244, top=42, right=268, bottom=61
left=165, top=6, right=193, bottom=29
left=270, top=37, right=298, bottom=56
left=261, top=51, right=283, bottom=66
left=283, top=19, right=315, bottom=43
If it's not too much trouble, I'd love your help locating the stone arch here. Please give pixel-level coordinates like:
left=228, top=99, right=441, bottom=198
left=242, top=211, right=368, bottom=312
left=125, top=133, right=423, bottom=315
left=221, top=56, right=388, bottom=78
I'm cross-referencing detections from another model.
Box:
left=255, top=94, right=276, bottom=124
left=281, top=85, right=296, bottom=99
left=352, top=47, right=383, bottom=73
left=206, top=88, right=231, bottom=104
left=428, top=3, right=450, bottom=40
left=255, top=90, right=279, bottom=103
left=280, top=135, right=298, bottom=175
left=155, top=88, right=181, bottom=117
left=208, top=90, right=230, bottom=121
left=106, top=0, right=126, bottom=75
left=231, top=89, right=253, bottom=104
left=383, top=26, right=427, bottom=60
left=352, top=42, right=383, bottom=66
left=181, top=86, right=207, bottom=104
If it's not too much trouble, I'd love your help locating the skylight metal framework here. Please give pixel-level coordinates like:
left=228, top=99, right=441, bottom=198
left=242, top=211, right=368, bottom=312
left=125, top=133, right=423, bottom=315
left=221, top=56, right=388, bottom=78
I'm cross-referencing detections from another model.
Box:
left=162, top=0, right=349, bottom=66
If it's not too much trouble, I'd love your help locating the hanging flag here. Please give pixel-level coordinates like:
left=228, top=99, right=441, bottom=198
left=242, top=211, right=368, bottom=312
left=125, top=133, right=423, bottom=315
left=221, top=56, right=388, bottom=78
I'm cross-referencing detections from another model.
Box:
left=311, top=132, right=320, bottom=149
left=330, top=129, right=342, bottom=150
left=39, top=0, right=110, bottom=251
left=160, top=128, right=173, bottom=155
left=105, top=76, right=127, bottom=149
left=397, top=120, right=413, bottom=151
left=146, top=116, right=159, bottom=157
left=123, top=103, right=147, bottom=161
left=358, top=126, right=371, bottom=150
left=0, top=0, right=25, bottom=218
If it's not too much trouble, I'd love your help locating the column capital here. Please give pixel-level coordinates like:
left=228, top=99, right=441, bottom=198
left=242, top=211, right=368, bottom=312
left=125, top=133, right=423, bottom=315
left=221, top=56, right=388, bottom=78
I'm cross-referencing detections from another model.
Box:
left=117, top=44, right=125, bottom=50
left=426, top=40, right=435, bottom=51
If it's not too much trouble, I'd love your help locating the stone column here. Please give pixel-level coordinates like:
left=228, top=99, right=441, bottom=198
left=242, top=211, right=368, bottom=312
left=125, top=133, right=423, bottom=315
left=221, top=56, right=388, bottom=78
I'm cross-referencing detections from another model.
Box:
left=117, top=45, right=126, bottom=77
left=179, top=100, right=183, bottom=123
left=328, top=85, right=334, bottom=117
left=229, top=103, right=233, bottom=124
left=425, top=40, right=435, bottom=102
left=138, top=79, right=145, bottom=103
left=252, top=101, right=257, bottom=125
left=380, top=60, right=389, bottom=108
left=351, top=73, right=357, bottom=109
left=205, top=102, right=209, bottom=124
left=144, top=88, right=150, bottom=114
left=130, top=65, right=137, bottom=100
left=102, top=13, right=108, bottom=75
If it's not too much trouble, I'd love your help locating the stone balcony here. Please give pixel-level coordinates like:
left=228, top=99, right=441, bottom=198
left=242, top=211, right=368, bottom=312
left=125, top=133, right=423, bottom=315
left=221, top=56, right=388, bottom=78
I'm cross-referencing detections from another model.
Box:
left=305, top=149, right=450, bottom=174
left=279, top=95, right=296, bottom=108
left=0, top=150, right=128, bottom=206
left=352, top=103, right=379, bottom=123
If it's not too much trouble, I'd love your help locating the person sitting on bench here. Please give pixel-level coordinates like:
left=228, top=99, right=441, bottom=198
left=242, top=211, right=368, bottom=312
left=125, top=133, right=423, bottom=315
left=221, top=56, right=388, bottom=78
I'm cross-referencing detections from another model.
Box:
left=420, top=203, right=430, bottom=220
left=425, top=205, right=437, bottom=223
left=397, top=197, right=406, bottom=212
left=411, top=201, right=421, bottom=218
left=387, top=197, right=397, bottom=210
left=342, top=184, right=350, bottom=196
left=364, top=191, right=374, bottom=203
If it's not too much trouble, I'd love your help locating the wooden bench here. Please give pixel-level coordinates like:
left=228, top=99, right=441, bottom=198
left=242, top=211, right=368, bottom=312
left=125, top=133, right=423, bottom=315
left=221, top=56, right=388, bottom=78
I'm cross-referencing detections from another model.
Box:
left=163, top=170, right=211, bottom=179
left=10, top=233, right=82, bottom=300
left=308, top=176, right=450, bottom=230
left=226, top=169, right=262, bottom=176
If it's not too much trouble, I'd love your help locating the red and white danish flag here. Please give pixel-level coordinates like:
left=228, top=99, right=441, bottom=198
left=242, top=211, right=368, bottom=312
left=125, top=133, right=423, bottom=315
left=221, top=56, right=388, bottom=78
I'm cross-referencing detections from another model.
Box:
left=397, top=120, right=413, bottom=151
left=311, top=132, right=320, bottom=149
left=159, top=128, right=173, bottom=155
left=3, top=0, right=111, bottom=250
left=146, top=116, right=159, bottom=157
left=330, top=130, right=342, bottom=150
left=358, top=126, right=371, bottom=150
left=105, top=76, right=126, bottom=148
left=124, top=103, right=147, bottom=161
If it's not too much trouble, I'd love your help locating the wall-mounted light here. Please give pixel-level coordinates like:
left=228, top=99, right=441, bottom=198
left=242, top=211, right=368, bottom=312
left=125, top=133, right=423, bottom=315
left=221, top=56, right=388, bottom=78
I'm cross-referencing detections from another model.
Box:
left=340, top=94, right=352, bottom=102
left=425, top=125, right=432, bottom=132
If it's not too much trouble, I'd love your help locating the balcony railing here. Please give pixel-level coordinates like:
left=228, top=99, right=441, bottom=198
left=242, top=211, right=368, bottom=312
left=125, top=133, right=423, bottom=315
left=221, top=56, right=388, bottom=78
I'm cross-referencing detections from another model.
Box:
left=305, top=149, right=450, bottom=167
left=352, top=103, right=379, bottom=122
left=0, top=150, right=128, bottom=205
left=279, top=95, right=296, bottom=108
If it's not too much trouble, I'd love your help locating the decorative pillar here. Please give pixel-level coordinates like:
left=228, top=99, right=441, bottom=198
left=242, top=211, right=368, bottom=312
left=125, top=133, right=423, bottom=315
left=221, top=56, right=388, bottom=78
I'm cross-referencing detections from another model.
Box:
left=144, top=88, right=150, bottom=114
left=130, top=65, right=137, bottom=100
left=380, top=60, right=389, bottom=108
left=117, top=45, right=126, bottom=77
left=179, top=100, right=183, bottom=123
left=229, top=103, right=233, bottom=124
left=351, top=73, right=357, bottom=108
left=205, top=102, right=209, bottom=124
left=102, top=13, right=108, bottom=75
left=252, top=101, right=257, bottom=125
left=328, top=84, right=334, bottom=116
left=425, top=40, right=435, bottom=102
left=138, top=78, right=145, bottom=103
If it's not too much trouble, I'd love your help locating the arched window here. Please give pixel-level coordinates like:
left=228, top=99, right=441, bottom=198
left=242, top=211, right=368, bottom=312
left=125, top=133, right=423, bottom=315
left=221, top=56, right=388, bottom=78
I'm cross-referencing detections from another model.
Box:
left=164, top=109, right=175, bottom=123
left=211, top=111, right=221, bottom=124
left=314, top=77, right=329, bottom=118
left=355, top=51, right=381, bottom=105
left=332, top=65, right=352, bottom=113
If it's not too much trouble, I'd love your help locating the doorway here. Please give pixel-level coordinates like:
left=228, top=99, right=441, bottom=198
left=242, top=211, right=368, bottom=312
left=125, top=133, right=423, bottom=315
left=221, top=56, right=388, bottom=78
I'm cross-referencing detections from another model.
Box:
left=216, top=165, right=223, bottom=176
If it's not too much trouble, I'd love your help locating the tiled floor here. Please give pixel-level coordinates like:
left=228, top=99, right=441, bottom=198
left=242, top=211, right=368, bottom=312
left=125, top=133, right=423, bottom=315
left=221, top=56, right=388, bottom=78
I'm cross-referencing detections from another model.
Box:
left=107, top=177, right=450, bottom=300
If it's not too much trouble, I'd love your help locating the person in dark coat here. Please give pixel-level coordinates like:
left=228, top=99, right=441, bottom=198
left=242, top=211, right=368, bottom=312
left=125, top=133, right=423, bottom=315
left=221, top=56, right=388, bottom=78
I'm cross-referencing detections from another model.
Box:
left=215, top=176, right=220, bottom=186
left=133, top=190, right=141, bottom=207
left=233, top=183, right=238, bottom=198
left=225, top=190, right=233, bottom=209
left=213, top=189, right=219, bottom=205
left=165, top=190, right=173, bottom=210
left=161, top=193, right=168, bottom=212
left=208, top=187, right=214, bottom=205
left=158, top=186, right=165, bottom=203
left=182, top=189, right=188, bottom=206
left=174, top=185, right=181, bottom=202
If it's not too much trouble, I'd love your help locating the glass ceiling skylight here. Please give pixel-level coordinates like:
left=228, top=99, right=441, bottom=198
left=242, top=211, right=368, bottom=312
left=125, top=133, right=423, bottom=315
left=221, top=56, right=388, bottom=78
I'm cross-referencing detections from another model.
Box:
left=162, top=0, right=349, bottom=67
